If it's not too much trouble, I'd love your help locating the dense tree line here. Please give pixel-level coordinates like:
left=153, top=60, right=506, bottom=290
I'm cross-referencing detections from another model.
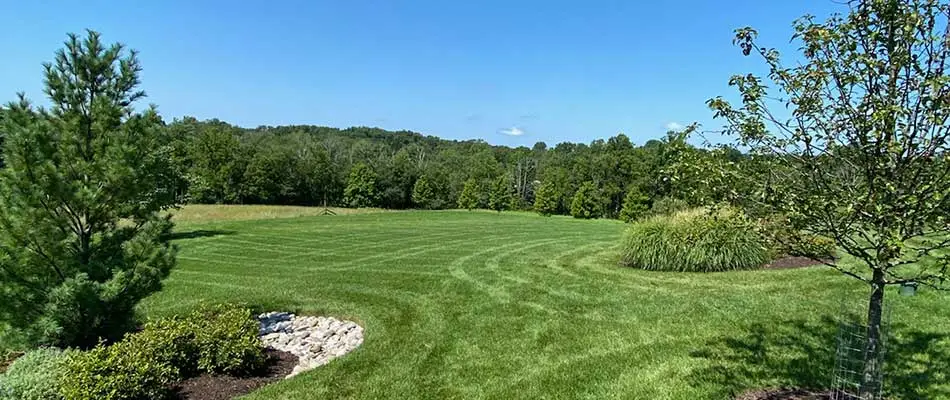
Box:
left=161, top=117, right=738, bottom=219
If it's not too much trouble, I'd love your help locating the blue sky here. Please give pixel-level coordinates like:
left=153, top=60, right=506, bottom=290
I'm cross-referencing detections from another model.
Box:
left=0, top=0, right=841, bottom=146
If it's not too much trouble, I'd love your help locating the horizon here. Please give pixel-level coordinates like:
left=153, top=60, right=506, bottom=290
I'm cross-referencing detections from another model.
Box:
left=1, top=0, right=840, bottom=146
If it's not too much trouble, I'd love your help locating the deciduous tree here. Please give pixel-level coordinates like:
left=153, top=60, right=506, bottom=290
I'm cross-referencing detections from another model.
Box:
left=707, top=1, right=950, bottom=396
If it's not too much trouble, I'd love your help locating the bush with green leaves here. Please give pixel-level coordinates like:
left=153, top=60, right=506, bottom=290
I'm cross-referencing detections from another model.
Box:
left=124, top=317, right=200, bottom=379
left=60, top=338, right=176, bottom=400
left=758, top=215, right=837, bottom=260
left=620, top=208, right=772, bottom=272
left=648, top=197, right=690, bottom=216
left=0, top=347, right=72, bottom=400
left=189, top=304, right=265, bottom=375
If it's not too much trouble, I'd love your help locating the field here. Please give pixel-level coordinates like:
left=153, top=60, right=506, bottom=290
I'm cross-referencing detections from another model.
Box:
left=139, top=206, right=950, bottom=399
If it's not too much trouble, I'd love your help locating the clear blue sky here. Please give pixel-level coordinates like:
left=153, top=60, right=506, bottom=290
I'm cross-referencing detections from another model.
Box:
left=0, top=0, right=841, bottom=146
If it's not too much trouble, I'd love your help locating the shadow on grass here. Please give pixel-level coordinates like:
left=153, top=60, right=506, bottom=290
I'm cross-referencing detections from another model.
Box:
left=166, top=229, right=236, bottom=241
left=688, top=316, right=950, bottom=399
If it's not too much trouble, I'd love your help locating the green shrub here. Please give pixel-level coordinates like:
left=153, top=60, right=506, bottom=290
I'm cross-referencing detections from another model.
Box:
left=0, top=348, right=71, bottom=400
left=649, top=197, right=690, bottom=216
left=60, top=340, right=175, bottom=400
left=534, top=182, right=559, bottom=216
left=125, top=317, right=199, bottom=379
left=189, top=304, right=265, bottom=375
left=620, top=208, right=772, bottom=272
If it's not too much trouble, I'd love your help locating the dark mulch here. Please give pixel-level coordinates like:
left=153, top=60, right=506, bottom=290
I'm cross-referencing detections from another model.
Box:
left=763, top=256, right=829, bottom=270
left=171, top=349, right=297, bottom=400
left=736, top=388, right=852, bottom=400
left=0, top=351, right=23, bottom=373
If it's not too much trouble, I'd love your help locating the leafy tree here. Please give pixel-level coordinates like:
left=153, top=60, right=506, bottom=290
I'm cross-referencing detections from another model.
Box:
left=457, top=178, right=480, bottom=211
left=0, top=31, right=178, bottom=348
left=570, top=182, right=602, bottom=219
left=343, top=162, right=377, bottom=208
left=488, top=175, right=513, bottom=212
left=533, top=182, right=559, bottom=216
left=619, top=188, right=650, bottom=222
left=411, top=176, right=436, bottom=209
left=707, top=1, right=950, bottom=396
left=184, top=120, right=242, bottom=203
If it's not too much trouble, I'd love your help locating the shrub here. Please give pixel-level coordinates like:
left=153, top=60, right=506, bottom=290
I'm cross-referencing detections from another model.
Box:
left=0, top=348, right=71, bottom=400
left=620, top=208, right=772, bottom=272
left=60, top=340, right=175, bottom=400
left=125, top=317, right=200, bottom=379
left=189, top=304, right=265, bottom=375
left=649, top=197, right=690, bottom=216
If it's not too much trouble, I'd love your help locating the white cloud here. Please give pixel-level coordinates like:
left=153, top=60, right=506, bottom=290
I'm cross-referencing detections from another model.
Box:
left=665, top=122, right=684, bottom=131
left=500, top=127, right=525, bottom=136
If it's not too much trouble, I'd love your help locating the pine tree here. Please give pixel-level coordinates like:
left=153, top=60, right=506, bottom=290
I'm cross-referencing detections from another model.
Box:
left=488, top=176, right=513, bottom=212
left=570, top=182, right=602, bottom=219
left=343, top=162, right=377, bottom=208
left=457, top=178, right=479, bottom=211
left=0, top=31, right=179, bottom=348
left=411, top=176, right=435, bottom=209
left=533, top=182, right=559, bottom=217
left=619, top=188, right=650, bottom=222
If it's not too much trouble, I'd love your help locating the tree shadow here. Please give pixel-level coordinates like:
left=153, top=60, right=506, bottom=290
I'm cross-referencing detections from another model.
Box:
left=166, top=229, right=236, bottom=241
left=688, top=316, right=950, bottom=399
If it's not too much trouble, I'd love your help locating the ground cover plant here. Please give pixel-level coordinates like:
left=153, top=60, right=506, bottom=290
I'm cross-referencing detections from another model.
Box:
left=131, top=205, right=950, bottom=399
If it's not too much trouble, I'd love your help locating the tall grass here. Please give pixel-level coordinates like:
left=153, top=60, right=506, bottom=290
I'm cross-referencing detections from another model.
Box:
left=620, top=207, right=772, bottom=272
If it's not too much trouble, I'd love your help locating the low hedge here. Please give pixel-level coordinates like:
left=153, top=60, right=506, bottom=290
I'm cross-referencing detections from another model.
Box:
left=58, top=303, right=264, bottom=400
left=0, top=348, right=72, bottom=400
left=620, top=207, right=772, bottom=272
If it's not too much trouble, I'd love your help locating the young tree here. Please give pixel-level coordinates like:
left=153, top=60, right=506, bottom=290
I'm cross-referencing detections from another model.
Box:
left=707, top=1, right=950, bottom=396
left=457, top=178, right=480, bottom=211
left=0, top=31, right=178, bottom=348
left=570, top=182, right=602, bottom=219
left=533, top=181, right=559, bottom=216
left=619, top=188, right=650, bottom=222
left=411, top=176, right=435, bottom=209
left=488, top=175, right=513, bottom=212
left=343, top=162, right=377, bottom=208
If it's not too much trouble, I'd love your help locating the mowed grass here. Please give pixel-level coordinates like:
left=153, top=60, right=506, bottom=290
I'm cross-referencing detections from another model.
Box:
left=140, top=206, right=950, bottom=399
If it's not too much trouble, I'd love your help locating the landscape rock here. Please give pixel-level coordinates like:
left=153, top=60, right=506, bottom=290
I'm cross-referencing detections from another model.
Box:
left=257, top=312, right=364, bottom=379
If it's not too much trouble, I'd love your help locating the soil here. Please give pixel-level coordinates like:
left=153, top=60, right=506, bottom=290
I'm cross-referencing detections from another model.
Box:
left=736, top=388, right=852, bottom=400
left=763, top=256, right=829, bottom=270
left=0, top=351, right=23, bottom=373
left=170, top=349, right=297, bottom=400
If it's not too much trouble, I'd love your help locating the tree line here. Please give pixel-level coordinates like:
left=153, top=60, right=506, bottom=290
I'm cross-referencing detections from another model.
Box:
left=160, top=116, right=741, bottom=219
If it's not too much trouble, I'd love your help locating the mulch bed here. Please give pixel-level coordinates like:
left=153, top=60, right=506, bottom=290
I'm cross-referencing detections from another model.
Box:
left=171, top=349, right=297, bottom=400
left=763, top=256, right=829, bottom=270
left=0, top=351, right=23, bottom=374
left=736, top=388, right=853, bottom=400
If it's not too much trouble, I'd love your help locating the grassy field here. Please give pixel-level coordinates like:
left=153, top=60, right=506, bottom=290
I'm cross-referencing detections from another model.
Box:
left=138, top=206, right=950, bottom=399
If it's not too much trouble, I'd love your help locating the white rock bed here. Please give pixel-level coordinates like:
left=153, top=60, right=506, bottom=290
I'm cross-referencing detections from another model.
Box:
left=257, top=312, right=364, bottom=378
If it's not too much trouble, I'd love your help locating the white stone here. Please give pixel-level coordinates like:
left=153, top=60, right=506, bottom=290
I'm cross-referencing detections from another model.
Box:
left=257, top=311, right=364, bottom=379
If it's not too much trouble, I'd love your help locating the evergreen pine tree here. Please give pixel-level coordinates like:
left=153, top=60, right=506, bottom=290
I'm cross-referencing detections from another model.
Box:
left=570, top=182, right=602, bottom=219
left=619, top=188, right=650, bottom=222
left=533, top=182, right=559, bottom=217
left=457, top=178, right=479, bottom=211
left=411, top=176, right=435, bottom=209
left=0, top=31, right=179, bottom=348
left=488, top=176, right=513, bottom=212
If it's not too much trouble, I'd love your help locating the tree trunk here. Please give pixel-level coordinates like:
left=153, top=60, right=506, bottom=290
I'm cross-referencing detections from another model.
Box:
left=859, top=268, right=886, bottom=399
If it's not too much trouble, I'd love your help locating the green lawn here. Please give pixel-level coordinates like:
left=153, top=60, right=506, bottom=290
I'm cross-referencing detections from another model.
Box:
left=140, top=206, right=950, bottom=399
